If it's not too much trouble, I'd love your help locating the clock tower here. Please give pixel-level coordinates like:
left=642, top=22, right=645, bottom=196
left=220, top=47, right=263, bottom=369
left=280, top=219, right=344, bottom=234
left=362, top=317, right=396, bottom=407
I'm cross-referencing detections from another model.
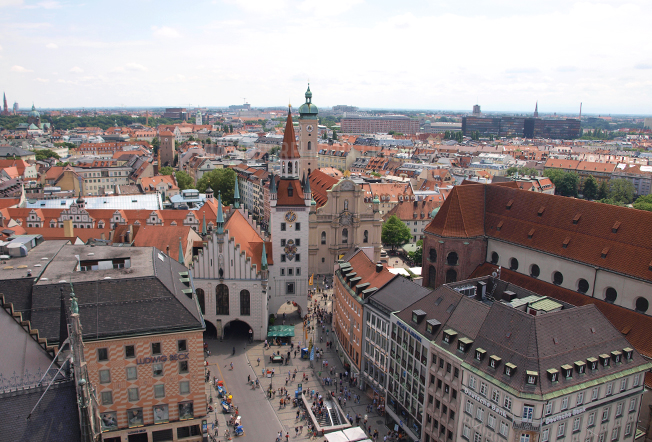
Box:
left=268, top=105, right=311, bottom=318
left=298, top=84, right=319, bottom=178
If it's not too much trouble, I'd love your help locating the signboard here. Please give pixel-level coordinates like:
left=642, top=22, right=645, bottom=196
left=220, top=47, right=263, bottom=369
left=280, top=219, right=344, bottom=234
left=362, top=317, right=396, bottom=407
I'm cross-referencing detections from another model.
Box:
left=545, top=407, right=586, bottom=425
left=463, top=387, right=507, bottom=418
left=310, top=346, right=315, bottom=361
left=298, top=383, right=303, bottom=392
left=202, top=419, right=208, bottom=435
left=136, top=353, right=189, bottom=365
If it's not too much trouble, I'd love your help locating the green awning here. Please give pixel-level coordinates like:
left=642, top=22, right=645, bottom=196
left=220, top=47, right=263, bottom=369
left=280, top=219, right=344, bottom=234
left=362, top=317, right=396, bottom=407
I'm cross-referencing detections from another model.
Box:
left=267, top=325, right=295, bottom=337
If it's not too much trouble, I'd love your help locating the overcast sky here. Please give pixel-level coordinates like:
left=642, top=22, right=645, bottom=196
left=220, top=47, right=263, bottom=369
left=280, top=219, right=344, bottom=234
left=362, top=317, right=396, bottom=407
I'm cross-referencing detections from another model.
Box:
left=1, top=0, right=651, bottom=114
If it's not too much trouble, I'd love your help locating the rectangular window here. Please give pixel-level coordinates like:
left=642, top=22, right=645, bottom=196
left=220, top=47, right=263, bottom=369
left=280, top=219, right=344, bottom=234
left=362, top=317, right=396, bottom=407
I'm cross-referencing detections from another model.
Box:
left=557, top=423, right=565, bottom=438
left=577, top=392, right=584, bottom=405
left=633, top=374, right=640, bottom=387
left=588, top=412, right=595, bottom=427
left=620, top=378, right=627, bottom=392
left=616, top=402, right=623, bottom=417
left=541, top=429, right=549, bottom=442
left=522, top=405, right=534, bottom=422
left=499, top=422, right=509, bottom=437
left=545, top=402, right=553, bottom=416
left=126, top=366, right=137, bottom=380
left=480, top=382, right=488, bottom=396
left=469, top=375, right=476, bottom=390
left=629, top=398, right=637, bottom=412
left=476, top=407, right=484, bottom=422
left=465, top=399, right=473, bottom=415
left=297, top=267, right=301, bottom=276
left=179, top=360, right=189, bottom=374
left=561, top=397, right=569, bottom=410
left=573, top=417, right=581, bottom=432
left=152, top=342, right=161, bottom=355
left=296, top=253, right=300, bottom=262
left=625, top=423, right=632, bottom=437
left=281, top=223, right=286, bottom=231
left=606, top=383, right=613, bottom=396
left=286, top=282, right=295, bottom=295
left=288, top=268, right=293, bottom=276
left=520, top=435, right=530, bottom=442
left=179, top=381, right=190, bottom=395
left=178, top=340, right=187, bottom=352
left=474, top=433, right=482, bottom=442
left=611, top=428, right=619, bottom=441
left=97, top=348, right=108, bottom=361
left=153, top=363, right=164, bottom=377
left=463, top=425, right=470, bottom=439
left=295, top=238, right=300, bottom=246
left=281, top=255, right=286, bottom=262
left=99, top=369, right=111, bottom=384
left=125, top=345, right=135, bottom=358
left=602, top=407, right=610, bottom=422
left=101, top=391, right=113, bottom=405
left=295, top=222, right=300, bottom=231
left=281, top=268, right=285, bottom=275
left=281, top=239, right=286, bottom=246
left=491, top=389, right=500, bottom=403
left=592, top=388, right=599, bottom=401
left=504, top=396, right=512, bottom=411
left=154, top=384, right=165, bottom=398
left=128, top=387, right=139, bottom=402
left=488, top=414, right=496, bottom=429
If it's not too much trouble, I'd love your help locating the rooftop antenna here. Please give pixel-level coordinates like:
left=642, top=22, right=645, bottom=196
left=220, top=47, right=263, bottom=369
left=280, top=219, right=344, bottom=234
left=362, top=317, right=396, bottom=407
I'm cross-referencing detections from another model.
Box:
left=579, top=102, right=582, bottom=120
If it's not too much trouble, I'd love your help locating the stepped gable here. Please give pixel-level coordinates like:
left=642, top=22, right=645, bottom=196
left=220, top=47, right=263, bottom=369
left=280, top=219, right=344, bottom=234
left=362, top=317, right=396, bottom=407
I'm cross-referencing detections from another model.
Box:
left=469, top=263, right=652, bottom=363
left=309, top=169, right=338, bottom=208
left=484, top=184, right=652, bottom=282
left=224, top=208, right=273, bottom=270
left=424, top=183, right=485, bottom=238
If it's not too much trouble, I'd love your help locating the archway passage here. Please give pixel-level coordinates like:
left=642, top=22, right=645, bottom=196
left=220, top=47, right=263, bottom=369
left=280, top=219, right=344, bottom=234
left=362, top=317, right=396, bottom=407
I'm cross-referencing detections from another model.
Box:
left=204, top=320, right=218, bottom=338
left=223, top=319, right=254, bottom=341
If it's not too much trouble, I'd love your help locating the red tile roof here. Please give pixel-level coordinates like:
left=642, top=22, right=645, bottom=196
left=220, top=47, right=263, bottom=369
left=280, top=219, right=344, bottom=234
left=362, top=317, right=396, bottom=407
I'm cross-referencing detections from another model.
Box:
left=309, top=169, right=338, bottom=208
left=345, top=249, right=396, bottom=292
left=280, top=110, right=300, bottom=159
left=425, top=184, right=485, bottom=237
left=276, top=178, right=305, bottom=206
left=224, top=209, right=272, bottom=269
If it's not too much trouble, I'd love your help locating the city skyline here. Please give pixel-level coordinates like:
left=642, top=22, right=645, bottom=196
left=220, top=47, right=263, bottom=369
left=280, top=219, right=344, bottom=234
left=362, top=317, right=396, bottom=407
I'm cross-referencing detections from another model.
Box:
left=1, top=0, right=651, bottom=114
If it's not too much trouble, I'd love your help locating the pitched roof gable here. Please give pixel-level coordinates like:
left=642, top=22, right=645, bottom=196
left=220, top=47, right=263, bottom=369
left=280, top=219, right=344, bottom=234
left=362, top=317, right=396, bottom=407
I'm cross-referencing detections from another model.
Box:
left=424, top=183, right=485, bottom=237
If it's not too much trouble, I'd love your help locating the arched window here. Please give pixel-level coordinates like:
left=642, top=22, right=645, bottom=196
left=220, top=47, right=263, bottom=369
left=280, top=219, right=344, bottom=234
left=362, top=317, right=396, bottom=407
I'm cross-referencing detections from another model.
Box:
left=490, top=252, right=499, bottom=264
left=321, top=231, right=326, bottom=245
left=363, top=230, right=368, bottom=244
left=605, top=287, right=617, bottom=304
left=446, top=252, right=458, bottom=266
left=530, top=264, right=540, bottom=278
left=240, top=290, right=250, bottom=316
left=216, top=284, right=229, bottom=315
left=553, top=271, right=563, bottom=286
left=429, top=249, right=437, bottom=262
left=196, top=288, right=205, bottom=314
left=342, top=228, right=348, bottom=244
left=446, top=269, right=457, bottom=283
left=308, top=168, right=311, bottom=176
left=307, top=141, right=312, bottom=150
left=288, top=162, right=292, bottom=174
left=577, top=279, right=589, bottom=294
left=429, top=266, right=437, bottom=289
left=282, top=162, right=286, bottom=173
left=509, top=258, right=519, bottom=271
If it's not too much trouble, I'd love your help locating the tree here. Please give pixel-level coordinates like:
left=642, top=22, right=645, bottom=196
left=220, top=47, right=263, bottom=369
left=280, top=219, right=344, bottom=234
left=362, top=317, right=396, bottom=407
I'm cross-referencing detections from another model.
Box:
left=544, top=169, right=578, bottom=197
left=597, top=198, right=627, bottom=207
left=582, top=175, right=598, bottom=200
left=633, top=194, right=652, bottom=212
left=34, top=149, right=60, bottom=161
left=381, top=215, right=412, bottom=251
left=332, top=131, right=338, bottom=141
left=506, top=167, right=518, bottom=176
left=196, top=168, right=236, bottom=205
left=597, top=180, right=609, bottom=200
left=151, top=137, right=160, bottom=155
left=608, top=178, right=635, bottom=204
left=175, top=171, right=195, bottom=191
left=159, top=166, right=174, bottom=176
left=408, top=239, right=423, bottom=265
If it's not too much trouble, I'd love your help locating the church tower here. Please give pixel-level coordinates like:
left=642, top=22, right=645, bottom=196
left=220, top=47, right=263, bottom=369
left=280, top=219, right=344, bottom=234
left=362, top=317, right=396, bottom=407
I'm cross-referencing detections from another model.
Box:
left=298, top=84, right=319, bottom=178
left=195, top=110, right=202, bottom=126
left=268, top=106, right=310, bottom=317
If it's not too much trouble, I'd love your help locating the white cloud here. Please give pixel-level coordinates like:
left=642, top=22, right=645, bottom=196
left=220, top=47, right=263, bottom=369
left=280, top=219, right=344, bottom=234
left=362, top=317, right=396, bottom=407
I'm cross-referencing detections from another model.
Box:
left=224, top=0, right=287, bottom=14
left=151, top=26, right=181, bottom=39
left=22, top=0, right=61, bottom=8
left=69, top=66, right=83, bottom=73
left=298, top=0, right=363, bottom=16
left=125, top=62, right=147, bottom=71
left=46, top=43, right=58, bottom=49
left=36, top=77, right=49, bottom=82
left=0, top=0, right=23, bottom=7
left=11, top=65, right=33, bottom=72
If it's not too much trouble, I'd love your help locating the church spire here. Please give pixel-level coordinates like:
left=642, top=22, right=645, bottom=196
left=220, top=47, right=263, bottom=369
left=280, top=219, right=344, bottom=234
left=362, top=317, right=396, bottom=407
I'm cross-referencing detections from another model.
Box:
left=261, top=242, right=268, bottom=270
left=178, top=237, right=185, bottom=264
left=216, top=191, right=224, bottom=234
left=280, top=107, right=300, bottom=161
left=233, top=176, right=241, bottom=209
left=534, top=101, right=539, bottom=118
left=201, top=212, right=207, bottom=235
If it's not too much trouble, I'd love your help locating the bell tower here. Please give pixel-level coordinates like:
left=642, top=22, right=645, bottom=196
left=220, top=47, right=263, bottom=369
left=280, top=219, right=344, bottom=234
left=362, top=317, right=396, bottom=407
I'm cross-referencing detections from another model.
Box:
left=298, top=84, right=319, bottom=178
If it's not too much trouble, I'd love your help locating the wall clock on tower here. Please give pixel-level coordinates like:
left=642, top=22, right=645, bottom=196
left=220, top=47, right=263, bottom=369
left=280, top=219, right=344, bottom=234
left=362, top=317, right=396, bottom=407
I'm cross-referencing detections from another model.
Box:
left=306, top=125, right=314, bottom=133
left=285, top=211, right=297, bottom=223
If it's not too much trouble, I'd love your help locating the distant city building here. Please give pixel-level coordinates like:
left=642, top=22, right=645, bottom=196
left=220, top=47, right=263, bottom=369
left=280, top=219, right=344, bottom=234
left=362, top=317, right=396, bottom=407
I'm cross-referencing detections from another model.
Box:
left=644, top=118, right=652, bottom=129
left=472, top=104, right=481, bottom=115
left=332, top=105, right=358, bottom=113
left=162, top=108, right=187, bottom=120
left=534, top=101, right=539, bottom=117
left=228, top=103, right=251, bottom=111
left=2, top=92, right=9, bottom=116
left=195, top=110, right=202, bottom=126
left=12, top=102, right=19, bottom=115
left=341, top=116, right=420, bottom=135
left=461, top=116, right=580, bottom=139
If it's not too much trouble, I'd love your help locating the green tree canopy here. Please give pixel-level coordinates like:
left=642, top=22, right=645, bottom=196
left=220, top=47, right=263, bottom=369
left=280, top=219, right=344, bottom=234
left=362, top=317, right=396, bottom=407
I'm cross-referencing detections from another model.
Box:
left=34, top=149, right=60, bottom=161
left=196, top=168, right=236, bottom=206
left=633, top=194, right=652, bottom=212
left=544, top=169, right=579, bottom=197
left=408, top=239, right=423, bottom=265
left=381, top=215, right=412, bottom=251
left=608, top=179, right=635, bottom=204
left=597, top=180, right=609, bottom=200
left=596, top=198, right=627, bottom=207
left=581, top=175, right=598, bottom=200
left=159, top=166, right=174, bottom=176
left=174, top=171, right=195, bottom=191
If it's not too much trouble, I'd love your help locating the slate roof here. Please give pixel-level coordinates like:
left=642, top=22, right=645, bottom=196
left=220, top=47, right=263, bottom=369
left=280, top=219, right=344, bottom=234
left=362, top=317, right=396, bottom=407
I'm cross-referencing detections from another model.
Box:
left=0, top=146, right=34, bottom=158
left=367, top=276, right=432, bottom=313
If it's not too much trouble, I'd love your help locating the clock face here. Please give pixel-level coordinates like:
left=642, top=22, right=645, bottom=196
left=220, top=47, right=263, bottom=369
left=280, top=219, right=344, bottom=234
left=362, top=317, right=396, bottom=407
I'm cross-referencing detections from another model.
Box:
left=285, top=211, right=297, bottom=223
left=306, top=125, right=314, bottom=133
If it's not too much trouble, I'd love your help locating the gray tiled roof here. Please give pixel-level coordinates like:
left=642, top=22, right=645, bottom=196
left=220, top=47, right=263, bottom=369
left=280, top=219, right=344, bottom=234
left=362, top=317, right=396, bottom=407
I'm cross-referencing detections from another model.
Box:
left=368, top=276, right=432, bottom=313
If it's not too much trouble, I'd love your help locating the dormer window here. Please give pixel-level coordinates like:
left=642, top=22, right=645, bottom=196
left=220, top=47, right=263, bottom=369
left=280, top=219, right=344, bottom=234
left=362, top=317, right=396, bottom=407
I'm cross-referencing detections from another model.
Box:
left=599, top=354, right=611, bottom=367
left=426, top=319, right=440, bottom=335
left=412, top=309, right=426, bottom=324
left=547, top=368, right=559, bottom=383
left=611, top=351, right=622, bottom=364
left=489, top=355, right=501, bottom=369
left=458, top=337, right=473, bottom=353
left=561, top=364, right=573, bottom=379
left=587, top=357, right=598, bottom=371
left=475, top=348, right=486, bottom=361
left=575, top=360, right=586, bottom=374
left=442, top=329, right=457, bottom=344
left=504, top=363, right=516, bottom=377
left=526, top=371, right=538, bottom=385
left=623, top=347, right=633, bottom=361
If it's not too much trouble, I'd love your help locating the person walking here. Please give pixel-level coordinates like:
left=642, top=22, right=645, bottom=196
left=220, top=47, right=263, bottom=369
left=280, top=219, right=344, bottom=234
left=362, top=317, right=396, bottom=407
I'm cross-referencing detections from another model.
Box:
left=257, top=357, right=260, bottom=366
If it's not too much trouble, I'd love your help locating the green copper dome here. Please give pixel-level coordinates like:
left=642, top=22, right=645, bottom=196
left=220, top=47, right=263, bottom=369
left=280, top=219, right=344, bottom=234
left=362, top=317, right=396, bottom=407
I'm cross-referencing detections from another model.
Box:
left=431, top=207, right=440, bottom=218
left=29, top=104, right=40, bottom=118
left=298, top=84, right=318, bottom=117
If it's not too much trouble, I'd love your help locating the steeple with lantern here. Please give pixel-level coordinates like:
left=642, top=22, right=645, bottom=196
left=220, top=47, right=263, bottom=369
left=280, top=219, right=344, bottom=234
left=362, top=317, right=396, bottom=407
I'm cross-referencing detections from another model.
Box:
left=297, top=84, right=318, bottom=177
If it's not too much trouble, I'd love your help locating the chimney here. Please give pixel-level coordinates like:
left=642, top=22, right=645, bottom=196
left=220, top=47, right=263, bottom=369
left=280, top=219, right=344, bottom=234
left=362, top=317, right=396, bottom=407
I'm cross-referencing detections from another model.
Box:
left=166, top=245, right=170, bottom=255
left=63, top=219, right=74, bottom=238
left=376, top=262, right=383, bottom=273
